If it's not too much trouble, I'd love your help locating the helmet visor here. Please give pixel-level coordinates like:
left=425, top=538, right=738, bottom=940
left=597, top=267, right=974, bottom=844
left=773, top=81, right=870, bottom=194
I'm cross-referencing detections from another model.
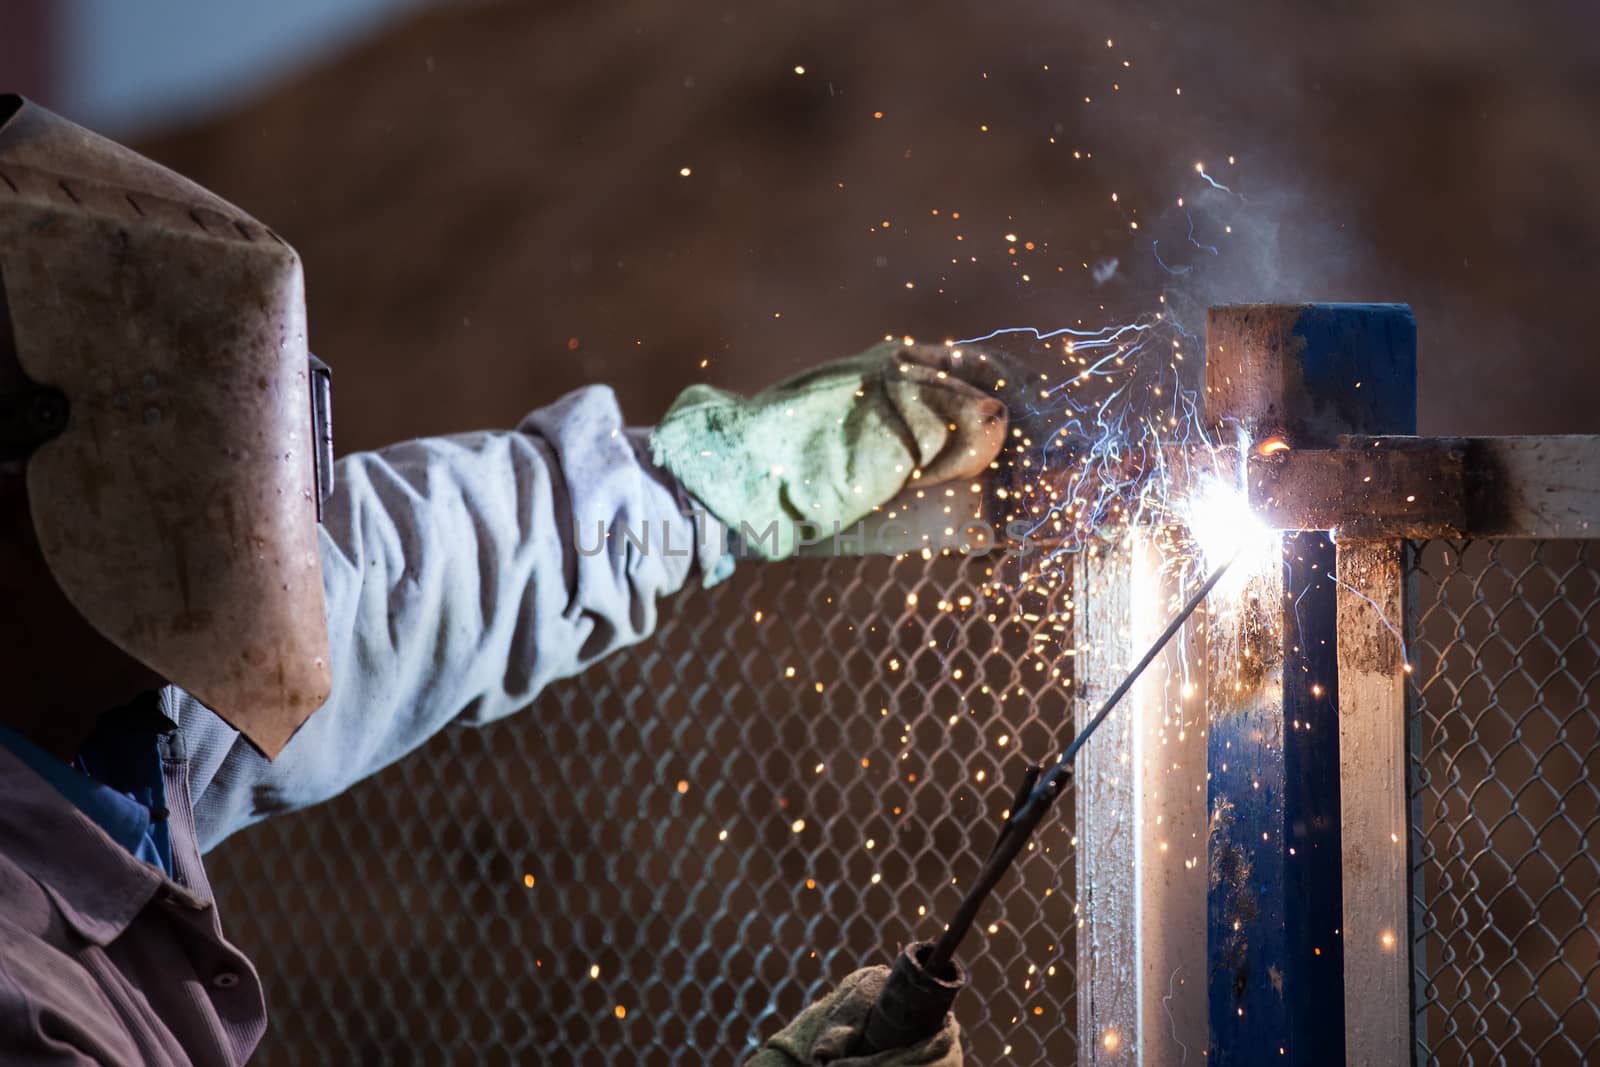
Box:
left=1, top=152, right=331, bottom=758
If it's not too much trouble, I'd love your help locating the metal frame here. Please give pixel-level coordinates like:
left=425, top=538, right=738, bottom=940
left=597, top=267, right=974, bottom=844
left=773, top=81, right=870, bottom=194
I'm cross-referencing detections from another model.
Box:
left=200, top=297, right=1600, bottom=1066
left=1073, top=302, right=1600, bottom=1065
left=1073, top=532, right=1210, bottom=1063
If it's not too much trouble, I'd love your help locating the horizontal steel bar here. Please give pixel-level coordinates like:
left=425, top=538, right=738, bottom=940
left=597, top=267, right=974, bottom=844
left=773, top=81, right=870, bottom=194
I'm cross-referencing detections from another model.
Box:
left=1249, top=435, right=1600, bottom=540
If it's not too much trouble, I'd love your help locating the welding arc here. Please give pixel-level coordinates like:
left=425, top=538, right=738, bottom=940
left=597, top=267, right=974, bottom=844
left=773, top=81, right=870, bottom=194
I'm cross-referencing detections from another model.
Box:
left=924, top=554, right=1236, bottom=976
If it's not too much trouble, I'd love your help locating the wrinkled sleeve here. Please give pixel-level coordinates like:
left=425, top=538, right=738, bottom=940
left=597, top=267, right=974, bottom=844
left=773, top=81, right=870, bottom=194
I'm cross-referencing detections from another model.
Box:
left=179, top=385, right=731, bottom=850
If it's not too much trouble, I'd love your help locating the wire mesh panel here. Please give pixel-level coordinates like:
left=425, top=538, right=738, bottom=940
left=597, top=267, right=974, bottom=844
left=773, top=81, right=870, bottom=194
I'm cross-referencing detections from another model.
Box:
left=207, top=553, right=1080, bottom=1065
left=1408, top=540, right=1600, bottom=1065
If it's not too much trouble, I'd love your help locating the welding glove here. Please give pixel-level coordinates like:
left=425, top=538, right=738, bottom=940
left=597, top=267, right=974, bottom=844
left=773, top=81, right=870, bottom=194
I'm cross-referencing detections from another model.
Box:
left=745, top=967, right=963, bottom=1067
left=652, top=342, right=1017, bottom=559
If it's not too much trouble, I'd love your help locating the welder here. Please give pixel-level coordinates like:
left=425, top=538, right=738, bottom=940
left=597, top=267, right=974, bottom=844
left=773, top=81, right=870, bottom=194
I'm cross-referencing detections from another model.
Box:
left=0, top=95, right=1010, bottom=1066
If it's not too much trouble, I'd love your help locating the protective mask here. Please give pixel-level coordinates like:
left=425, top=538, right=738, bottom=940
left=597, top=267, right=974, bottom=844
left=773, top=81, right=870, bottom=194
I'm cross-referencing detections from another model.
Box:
left=0, top=94, right=332, bottom=758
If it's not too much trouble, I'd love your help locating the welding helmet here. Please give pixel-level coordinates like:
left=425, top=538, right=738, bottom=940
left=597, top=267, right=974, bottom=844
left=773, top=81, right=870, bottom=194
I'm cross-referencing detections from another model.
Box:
left=0, top=95, right=333, bottom=758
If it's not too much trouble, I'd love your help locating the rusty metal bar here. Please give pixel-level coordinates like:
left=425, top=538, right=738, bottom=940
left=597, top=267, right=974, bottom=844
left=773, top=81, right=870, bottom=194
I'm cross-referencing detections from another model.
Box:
left=1454, top=435, right=1600, bottom=538
left=1073, top=542, right=1139, bottom=1062
left=1073, top=532, right=1210, bottom=1065
left=1126, top=532, right=1211, bottom=1065
left=1204, top=302, right=1417, bottom=1066
left=1333, top=540, right=1419, bottom=1066
left=1248, top=434, right=1600, bottom=541
left=1249, top=437, right=1467, bottom=540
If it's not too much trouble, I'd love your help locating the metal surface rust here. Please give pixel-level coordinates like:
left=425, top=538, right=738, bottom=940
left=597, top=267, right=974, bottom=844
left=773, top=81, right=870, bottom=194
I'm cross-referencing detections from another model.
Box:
left=1249, top=436, right=1468, bottom=540
left=1249, top=434, right=1600, bottom=541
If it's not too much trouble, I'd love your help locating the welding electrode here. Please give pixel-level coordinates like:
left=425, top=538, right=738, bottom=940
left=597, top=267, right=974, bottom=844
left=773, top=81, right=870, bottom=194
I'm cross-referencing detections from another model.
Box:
left=848, top=557, right=1237, bottom=1057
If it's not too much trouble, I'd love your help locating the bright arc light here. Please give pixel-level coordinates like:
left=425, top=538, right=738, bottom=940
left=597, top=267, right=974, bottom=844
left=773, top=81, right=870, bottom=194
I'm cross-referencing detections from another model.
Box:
left=1182, top=476, right=1276, bottom=575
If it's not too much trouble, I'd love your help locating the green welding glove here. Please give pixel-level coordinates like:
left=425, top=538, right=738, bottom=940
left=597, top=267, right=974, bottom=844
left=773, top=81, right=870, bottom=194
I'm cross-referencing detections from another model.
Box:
left=745, top=967, right=963, bottom=1067
left=651, top=342, right=1014, bottom=560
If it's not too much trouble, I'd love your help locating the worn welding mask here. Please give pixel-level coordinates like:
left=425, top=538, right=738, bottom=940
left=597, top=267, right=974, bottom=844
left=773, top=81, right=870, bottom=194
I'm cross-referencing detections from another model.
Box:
left=0, top=94, right=333, bottom=758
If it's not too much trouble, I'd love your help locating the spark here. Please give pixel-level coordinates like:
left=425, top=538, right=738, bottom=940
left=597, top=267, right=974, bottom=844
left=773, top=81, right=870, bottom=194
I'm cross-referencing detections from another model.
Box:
left=767, top=137, right=1278, bottom=1014
left=1152, top=241, right=1192, bottom=276
left=1162, top=966, right=1191, bottom=1066
left=1326, top=572, right=1412, bottom=671
left=1196, top=167, right=1238, bottom=197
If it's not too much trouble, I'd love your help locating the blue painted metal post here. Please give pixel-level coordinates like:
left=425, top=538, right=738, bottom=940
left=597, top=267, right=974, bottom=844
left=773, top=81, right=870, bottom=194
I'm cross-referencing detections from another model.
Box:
left=1203, top=304, right=1417, bottom=1065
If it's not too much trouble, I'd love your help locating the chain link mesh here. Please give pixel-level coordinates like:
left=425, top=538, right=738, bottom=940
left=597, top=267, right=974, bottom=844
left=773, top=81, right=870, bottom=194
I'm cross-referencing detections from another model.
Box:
left=207, top=553, right=1080, bottom=1065
left=1407, top=540, right=1600, bottom=1065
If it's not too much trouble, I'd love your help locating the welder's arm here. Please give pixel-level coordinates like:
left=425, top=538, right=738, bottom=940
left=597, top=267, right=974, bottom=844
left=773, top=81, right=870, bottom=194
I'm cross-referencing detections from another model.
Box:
left=746, top=968, right=962, bottom=1067
left=179, top=385, right=731, bottom=850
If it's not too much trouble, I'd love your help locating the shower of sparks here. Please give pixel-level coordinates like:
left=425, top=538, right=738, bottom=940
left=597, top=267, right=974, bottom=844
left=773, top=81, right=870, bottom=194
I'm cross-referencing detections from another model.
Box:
left=959, top=301, right=1252, bottom=604
left=826, top=160, right=1268, bottom=1036
left=522, top=44, right=1409, bottom=1051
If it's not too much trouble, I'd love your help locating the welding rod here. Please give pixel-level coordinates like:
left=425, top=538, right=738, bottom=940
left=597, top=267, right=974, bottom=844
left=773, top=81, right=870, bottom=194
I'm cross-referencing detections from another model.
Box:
left=850, top=555, right=1236, bottom=1057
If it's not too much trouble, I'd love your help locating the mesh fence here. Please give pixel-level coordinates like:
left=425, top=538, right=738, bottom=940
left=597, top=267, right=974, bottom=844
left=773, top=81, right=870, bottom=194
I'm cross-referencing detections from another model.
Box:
left=208, top=553, right=1081, bottom=1065
left=1408, top=540, right=1600, bottom=1065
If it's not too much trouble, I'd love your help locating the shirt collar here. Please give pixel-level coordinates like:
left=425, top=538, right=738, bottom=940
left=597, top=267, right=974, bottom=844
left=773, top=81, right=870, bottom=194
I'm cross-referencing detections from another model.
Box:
left=0, top=739, right=165, bottom=945
left=0, top=723, right=155, bottom=856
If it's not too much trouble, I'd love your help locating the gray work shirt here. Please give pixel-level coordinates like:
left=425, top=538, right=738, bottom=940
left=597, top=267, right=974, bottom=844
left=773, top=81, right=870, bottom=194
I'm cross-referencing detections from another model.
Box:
left=0, top=386, right=728, bottom=1065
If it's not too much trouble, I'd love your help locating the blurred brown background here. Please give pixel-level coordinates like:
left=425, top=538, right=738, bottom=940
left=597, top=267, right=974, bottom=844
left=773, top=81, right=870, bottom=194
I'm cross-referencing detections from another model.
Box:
left=4, top=1, right=1598, bottom=1063
left=13, top=0, right=1593, bottom=451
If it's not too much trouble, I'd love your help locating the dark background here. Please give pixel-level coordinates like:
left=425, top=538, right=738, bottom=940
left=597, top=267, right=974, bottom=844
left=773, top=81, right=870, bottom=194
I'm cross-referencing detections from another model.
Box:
left=14, top=0, right=1596, bottom=451
left=3, top=2, right=1597, bottom=1062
